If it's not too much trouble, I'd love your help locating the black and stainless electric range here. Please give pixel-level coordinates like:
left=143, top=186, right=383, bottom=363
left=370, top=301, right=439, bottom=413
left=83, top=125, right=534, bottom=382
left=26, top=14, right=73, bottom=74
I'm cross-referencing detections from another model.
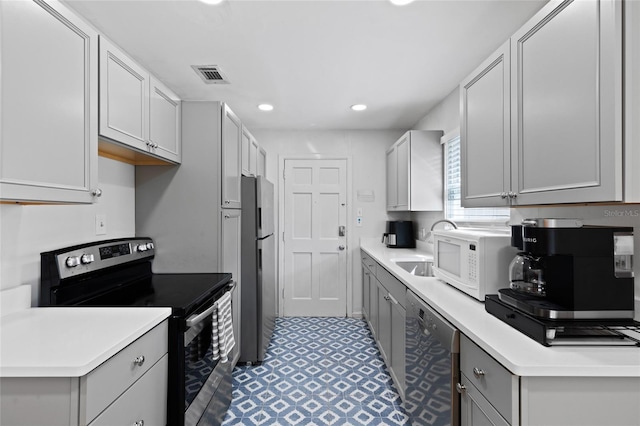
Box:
left=40, top=237, right=233, bottom=426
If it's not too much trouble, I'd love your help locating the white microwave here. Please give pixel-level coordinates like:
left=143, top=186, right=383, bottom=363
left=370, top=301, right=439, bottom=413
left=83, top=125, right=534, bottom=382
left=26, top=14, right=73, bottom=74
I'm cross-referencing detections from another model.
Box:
left=432, top=228, right=517, bottom=301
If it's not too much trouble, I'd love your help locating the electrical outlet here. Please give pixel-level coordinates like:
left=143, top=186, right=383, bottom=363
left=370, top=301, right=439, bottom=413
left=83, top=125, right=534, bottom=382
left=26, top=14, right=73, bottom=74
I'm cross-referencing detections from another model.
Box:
left=420, top=228, right=426, bottom=239
left=95, top=214, right=107, bottom=235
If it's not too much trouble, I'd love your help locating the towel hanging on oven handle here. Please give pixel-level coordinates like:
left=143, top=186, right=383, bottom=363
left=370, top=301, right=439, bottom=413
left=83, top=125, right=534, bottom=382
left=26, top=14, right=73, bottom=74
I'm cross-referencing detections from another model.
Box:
left=185, top=280, right=236, bottom=328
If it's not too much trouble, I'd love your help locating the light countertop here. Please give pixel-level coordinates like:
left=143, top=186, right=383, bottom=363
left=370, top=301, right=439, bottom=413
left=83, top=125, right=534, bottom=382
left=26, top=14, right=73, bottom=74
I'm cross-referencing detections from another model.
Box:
left=0, top=307, right=171, bottom=377
left=360, top=237, right=640, bottom=377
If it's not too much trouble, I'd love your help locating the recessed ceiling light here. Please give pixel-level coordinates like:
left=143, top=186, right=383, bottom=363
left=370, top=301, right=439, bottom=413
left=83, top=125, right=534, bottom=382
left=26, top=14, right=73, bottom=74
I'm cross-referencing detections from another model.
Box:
left=351, top=104, right=367, bottom=111
left=389, top=0, right=415, bottom=5
left=199, top=0, right=224, bottom=4
left=258, top=104, right=274, bottom=111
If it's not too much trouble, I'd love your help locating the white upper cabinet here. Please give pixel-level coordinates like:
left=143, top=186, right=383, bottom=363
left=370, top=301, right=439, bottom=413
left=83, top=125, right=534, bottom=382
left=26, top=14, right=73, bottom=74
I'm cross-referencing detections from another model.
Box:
left=222, top=104, right=242, bottom=208
left=249, top=138, right=259, bottom=176
left=99, top=36, right=181, bottom=164
left=241, top=127, right=252, bottom=176
left=241, top=126, right=266, bottom=177
left=511, top=0, right=622, bottom=205
left=386, top=131, right=443, bottom=211
left=0, top=0, right=99, bottom=204
left=462, top=0, right=622, bottom=207
left=99, top=36, right=148, bottom=151
left=258, top=147, right=267, bottom=177
left=461, top=41, right=511, bottom=208
left=149, top=76, right=181, bottom=163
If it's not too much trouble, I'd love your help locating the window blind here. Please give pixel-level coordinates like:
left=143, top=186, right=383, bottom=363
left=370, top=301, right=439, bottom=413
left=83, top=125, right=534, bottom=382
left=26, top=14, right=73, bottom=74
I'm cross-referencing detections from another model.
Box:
left=444, top=136, right=509, bottom=222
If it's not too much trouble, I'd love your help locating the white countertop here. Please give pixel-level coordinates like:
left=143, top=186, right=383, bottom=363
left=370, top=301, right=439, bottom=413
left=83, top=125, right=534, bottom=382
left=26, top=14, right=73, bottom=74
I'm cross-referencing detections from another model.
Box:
left=0, top=307, right=171, bottom=377
left=360, top=238, right=640, bottom=378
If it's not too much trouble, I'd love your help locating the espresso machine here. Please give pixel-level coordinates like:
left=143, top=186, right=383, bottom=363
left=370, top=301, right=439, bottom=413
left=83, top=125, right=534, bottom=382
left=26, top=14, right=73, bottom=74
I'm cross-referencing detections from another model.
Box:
left=486, top=219, right=640, bottom=346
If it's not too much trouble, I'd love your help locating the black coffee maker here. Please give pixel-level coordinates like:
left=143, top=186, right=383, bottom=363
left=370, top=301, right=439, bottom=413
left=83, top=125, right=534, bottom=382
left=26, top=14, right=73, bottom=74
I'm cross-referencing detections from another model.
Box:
left=382, top=220, right=415, bottom=248
left=486, top=219, right=639, bottom=346
left=497, top=219, right=635, bottom=319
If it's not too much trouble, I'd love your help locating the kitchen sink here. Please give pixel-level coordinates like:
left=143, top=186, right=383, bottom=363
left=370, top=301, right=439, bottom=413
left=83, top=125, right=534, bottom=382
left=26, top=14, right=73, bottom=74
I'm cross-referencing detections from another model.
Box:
left=390, top=256, right=433, bottom=277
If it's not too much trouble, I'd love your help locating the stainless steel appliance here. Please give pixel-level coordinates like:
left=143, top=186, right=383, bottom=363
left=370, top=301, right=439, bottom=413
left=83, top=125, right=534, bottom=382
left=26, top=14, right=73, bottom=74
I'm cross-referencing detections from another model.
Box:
left=432, top=228, right=517, bottom=301
left=240, top=175, right=276, bottom=364
left=382, top=220, right=415, bottom=248
left=486, top=219, right=640, bottom=346
left=406, top=290, right=460, bottom=426
left=40, top=238, right=234, bottom=426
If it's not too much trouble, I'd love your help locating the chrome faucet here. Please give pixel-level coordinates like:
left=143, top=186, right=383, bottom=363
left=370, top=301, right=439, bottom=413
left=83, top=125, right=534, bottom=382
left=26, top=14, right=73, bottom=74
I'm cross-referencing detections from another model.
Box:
left=426, top=219, right=458, bottom=244
left=430, top=219, right=458, bottom=231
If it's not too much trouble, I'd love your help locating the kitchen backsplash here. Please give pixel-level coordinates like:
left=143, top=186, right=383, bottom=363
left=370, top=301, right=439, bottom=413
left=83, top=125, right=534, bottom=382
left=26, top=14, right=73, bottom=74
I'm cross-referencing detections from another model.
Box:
left=0, top=157, right=136, bottom=306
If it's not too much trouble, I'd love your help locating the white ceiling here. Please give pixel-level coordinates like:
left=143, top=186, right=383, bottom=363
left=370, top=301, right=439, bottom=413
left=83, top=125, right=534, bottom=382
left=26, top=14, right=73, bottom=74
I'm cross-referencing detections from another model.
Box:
left=64, top=0, right=546, bottom=130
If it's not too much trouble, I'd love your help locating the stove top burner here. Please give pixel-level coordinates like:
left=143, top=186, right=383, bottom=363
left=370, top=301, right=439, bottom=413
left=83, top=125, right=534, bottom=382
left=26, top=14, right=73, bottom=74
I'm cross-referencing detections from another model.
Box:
left=486, top=293, right=640, bottom=347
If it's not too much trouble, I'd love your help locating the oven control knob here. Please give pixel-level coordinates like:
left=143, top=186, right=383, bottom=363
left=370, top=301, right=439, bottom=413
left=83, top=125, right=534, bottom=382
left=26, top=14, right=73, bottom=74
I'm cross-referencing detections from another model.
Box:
left=80, top=254, right=95, bottom=265
left=65, top=256, right=81, bottom=268
left=137, top=244, right=148, bottom=252
left=146, top=242, right=154, bottom=250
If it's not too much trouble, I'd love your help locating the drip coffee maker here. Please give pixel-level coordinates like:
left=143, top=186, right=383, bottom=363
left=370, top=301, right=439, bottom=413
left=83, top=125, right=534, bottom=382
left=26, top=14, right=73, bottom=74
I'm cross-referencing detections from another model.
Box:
left=485, top=219, right=640, bottom=346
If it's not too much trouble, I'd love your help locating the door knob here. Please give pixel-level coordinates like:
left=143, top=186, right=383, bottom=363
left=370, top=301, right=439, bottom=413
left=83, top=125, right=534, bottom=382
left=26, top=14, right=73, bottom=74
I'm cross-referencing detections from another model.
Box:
left=338, top=245, right=345, bottom=251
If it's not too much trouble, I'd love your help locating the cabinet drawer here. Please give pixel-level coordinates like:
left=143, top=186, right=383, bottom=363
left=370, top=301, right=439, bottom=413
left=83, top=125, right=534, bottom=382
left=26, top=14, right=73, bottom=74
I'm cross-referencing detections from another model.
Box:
left=82, top=320, right=168, bottom=422
left=460, top=334, right=518, bottom=423
left=376, top=266, right=406, bottom=308
left=89, top=354, right=168, bottom=426
left=361, top=250, right=377, bottom=275
left=460, top=373, right=510, bottom=426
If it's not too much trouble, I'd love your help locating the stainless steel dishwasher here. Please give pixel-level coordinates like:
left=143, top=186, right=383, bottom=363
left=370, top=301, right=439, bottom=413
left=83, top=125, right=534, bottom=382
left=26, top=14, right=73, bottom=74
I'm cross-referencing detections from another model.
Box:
left=406, top=290, right=460, bottom=426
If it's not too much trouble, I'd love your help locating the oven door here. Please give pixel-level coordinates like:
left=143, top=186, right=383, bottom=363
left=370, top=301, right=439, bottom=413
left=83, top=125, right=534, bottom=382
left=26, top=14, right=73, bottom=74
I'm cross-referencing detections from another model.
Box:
left=183, top=295, right=233, bottom=426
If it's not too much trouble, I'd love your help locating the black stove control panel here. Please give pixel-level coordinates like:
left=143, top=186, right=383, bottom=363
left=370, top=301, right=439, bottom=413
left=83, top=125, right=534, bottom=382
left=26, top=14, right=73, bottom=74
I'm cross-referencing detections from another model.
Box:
left=50, top=238, right=155, bottom=280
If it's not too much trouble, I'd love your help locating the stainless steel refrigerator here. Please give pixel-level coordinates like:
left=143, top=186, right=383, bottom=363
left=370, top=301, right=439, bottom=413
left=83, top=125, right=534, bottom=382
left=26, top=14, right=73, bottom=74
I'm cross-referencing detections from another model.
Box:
left=240, top=175, right=276, bottom=364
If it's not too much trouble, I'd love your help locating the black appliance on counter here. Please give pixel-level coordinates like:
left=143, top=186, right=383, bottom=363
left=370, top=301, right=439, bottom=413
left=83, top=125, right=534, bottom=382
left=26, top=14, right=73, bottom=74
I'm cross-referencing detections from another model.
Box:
left=382, top=220, right=415, bottom=248
left=486, top=219, right=640, bottom=346
left=40, top=237, right=233, bottom=426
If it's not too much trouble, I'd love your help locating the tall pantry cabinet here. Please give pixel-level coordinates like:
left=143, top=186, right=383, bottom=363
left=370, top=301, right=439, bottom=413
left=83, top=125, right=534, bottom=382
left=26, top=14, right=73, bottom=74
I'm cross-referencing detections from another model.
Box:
left=136, top=101, right=244, bottom=365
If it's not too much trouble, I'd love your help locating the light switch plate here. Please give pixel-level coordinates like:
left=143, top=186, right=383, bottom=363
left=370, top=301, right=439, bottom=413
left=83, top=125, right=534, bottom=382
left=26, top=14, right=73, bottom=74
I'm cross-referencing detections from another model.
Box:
left=95, top=214, right=107, bottom=235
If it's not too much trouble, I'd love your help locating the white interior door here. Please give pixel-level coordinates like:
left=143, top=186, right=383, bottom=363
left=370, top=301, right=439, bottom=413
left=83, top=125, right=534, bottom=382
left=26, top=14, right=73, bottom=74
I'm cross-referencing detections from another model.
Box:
left=283, top=159, right=347, bottom=317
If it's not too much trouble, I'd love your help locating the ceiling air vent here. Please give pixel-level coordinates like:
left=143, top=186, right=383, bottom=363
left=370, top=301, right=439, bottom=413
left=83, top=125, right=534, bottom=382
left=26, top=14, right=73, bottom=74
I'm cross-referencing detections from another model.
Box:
left=192, top=65, right=230, bottom=84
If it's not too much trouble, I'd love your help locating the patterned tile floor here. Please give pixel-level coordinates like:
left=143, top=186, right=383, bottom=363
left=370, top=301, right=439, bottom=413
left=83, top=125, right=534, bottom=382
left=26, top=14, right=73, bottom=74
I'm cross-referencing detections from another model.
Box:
left=222, top=317, right=408, bottom=425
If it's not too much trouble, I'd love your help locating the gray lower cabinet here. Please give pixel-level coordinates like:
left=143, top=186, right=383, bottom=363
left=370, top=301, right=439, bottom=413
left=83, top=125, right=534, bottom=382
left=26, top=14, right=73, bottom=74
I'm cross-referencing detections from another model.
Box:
left=0, top=0, right=99, bottom=204
left=360, top=250, right=405, bottom=400
left=0, top=321, right=168, bottom=426
left=460, top=333, right=640, bottom=426
left=461, top=0, right=623, bottom=207
left=460, top=335, right=518, bottom=426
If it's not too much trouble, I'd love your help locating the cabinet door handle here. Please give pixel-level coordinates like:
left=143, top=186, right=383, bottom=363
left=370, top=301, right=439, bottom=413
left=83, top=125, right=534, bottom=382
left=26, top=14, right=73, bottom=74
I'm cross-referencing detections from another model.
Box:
left=456, top=383, right=466, bottom=394
left=134, top=421, right=145, bottom=426
left=133, top=355, right=145, bottom=367
left=92, top=188, right=102, bottom=197
left=473, top=367, right=485, bottom=378
left=500, top=192, right=507, bottom=199
left=509, top=191, right=518, bottom=199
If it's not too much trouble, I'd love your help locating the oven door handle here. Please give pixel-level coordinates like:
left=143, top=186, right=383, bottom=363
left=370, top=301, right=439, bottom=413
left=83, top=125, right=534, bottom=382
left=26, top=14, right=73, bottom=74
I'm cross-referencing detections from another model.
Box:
left=185, top=280, right=236, bottom=328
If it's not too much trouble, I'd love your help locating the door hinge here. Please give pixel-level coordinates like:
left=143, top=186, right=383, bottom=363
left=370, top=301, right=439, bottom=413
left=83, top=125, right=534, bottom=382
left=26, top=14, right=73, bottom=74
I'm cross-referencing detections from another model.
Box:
left=283, top=169, right=286, bottom=180
left=282, top=288, right=285, bottom=299
left=282, top=231, right=285, bottom=241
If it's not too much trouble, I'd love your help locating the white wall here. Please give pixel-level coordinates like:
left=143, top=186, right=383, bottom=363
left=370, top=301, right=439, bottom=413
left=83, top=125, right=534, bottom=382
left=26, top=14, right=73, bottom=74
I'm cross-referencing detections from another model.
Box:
left=252, top=129, right=404, bottom=317
left=0, top=157, right=135, bottom=305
